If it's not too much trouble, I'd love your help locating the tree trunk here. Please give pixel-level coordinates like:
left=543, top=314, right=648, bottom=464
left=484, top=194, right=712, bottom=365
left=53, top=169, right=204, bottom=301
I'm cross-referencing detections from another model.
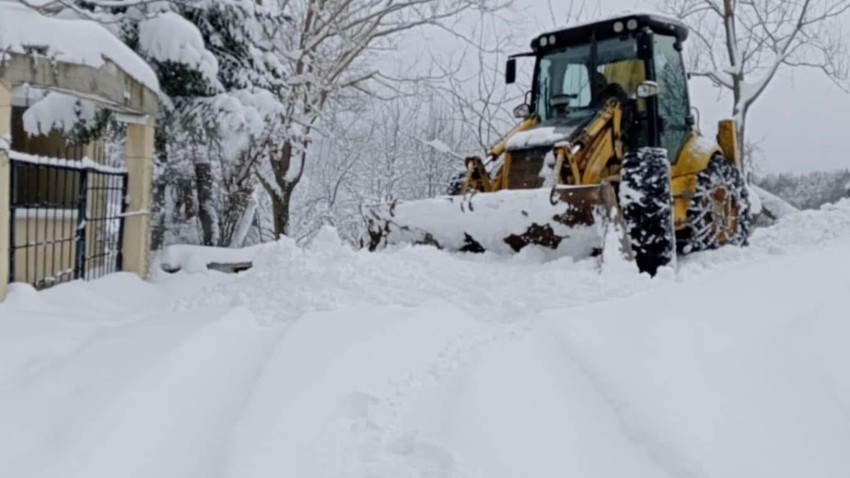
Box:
left=229, top=192, right=257, bottom=248
left=194, top=161, right=217, bottom=246
left=736, top=106, right=750, bottom=177
left=270, top=182, right=295, bottom=239
left=268, top=139, right=305, bottom=239
left=220, top=184, right=254, bottom=246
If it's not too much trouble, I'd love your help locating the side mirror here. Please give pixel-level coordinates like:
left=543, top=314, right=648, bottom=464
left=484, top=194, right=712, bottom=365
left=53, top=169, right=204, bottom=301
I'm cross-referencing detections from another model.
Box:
left=505, top=58, right=517, bottom=85
left=513, top=103, right=531, bottom=118
left=636, top=80, right=659, bottom=98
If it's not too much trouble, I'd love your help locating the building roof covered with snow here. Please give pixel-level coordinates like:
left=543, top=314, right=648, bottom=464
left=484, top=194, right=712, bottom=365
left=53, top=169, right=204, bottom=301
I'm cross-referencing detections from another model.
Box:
left=0, top=1, right=159, bottom=115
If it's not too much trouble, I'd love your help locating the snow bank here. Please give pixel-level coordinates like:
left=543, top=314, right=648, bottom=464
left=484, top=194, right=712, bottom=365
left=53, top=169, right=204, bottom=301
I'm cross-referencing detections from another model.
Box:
left=0, top=3, right=158, bottom=92
left=751, top=183, right=800, bottom=219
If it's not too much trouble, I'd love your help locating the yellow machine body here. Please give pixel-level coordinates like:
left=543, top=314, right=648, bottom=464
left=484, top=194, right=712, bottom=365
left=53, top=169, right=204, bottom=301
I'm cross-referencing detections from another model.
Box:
left=363, top=13, right=748, bottom=262
left=463, top=101, right=734, bottom=233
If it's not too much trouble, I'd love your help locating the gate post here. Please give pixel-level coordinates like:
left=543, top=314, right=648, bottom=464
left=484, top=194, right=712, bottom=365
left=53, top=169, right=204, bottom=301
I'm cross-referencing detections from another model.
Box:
left=122, top=117, right=155, bottom=279
left=0, top=80, right=11, bottom=301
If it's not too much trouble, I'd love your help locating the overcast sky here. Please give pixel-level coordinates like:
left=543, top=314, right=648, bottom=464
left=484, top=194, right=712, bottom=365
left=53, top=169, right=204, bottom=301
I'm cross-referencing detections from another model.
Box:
left=402, top=0, right=850, bottom=174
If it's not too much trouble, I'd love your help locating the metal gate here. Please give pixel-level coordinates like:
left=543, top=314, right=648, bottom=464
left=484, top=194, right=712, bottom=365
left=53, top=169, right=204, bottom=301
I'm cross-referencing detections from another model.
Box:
left=8, top=152, right=128, bottom=290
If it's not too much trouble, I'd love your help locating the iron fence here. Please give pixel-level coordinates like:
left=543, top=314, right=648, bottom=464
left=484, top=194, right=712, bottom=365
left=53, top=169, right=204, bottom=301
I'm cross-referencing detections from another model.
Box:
left=8, top=153, right=128, bottom=290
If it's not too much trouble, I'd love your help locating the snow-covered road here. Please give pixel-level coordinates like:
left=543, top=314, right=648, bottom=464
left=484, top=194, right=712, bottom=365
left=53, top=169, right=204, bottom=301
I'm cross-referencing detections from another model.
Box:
left=2, top=200, right=849, bottom=478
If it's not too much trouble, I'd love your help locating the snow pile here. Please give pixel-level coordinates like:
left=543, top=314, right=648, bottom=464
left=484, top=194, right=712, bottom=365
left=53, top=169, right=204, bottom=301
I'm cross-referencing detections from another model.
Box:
left=751, top=183, right=799, bottom=219
left=0, top=2, right=158, bottom=91
left=366, top=188, right=604, bottom=257
left=1, top=201, right=850, bottom=477
left=749, top=198, right=850, bottom=248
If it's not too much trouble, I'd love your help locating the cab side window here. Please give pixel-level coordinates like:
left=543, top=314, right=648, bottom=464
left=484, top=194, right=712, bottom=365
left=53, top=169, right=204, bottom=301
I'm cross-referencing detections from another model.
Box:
left=654, top=35, right=690, bottom=161
left=561, top=63, right=591, bottom=108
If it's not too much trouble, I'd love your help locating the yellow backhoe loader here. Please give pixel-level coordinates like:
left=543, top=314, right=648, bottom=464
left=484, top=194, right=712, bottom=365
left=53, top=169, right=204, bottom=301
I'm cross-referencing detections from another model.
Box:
left=363, top=13, right=750, bottom=275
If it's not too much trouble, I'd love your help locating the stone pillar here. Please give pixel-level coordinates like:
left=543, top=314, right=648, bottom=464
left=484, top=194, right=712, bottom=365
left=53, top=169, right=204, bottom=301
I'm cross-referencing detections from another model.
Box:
left=122, top=118, right=155, bottom=279
left=0, top=80, right=11, bottom=301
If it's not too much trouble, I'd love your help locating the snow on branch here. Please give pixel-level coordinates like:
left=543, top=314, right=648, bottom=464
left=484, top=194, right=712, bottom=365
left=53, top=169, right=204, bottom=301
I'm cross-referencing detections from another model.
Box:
left=252, top=0, right=509, bottom=238
left=662, top=0, right=850, bottom=162
left=137, top=12, right=220, bottom=87
left=665, top=0, right=849, bottom=108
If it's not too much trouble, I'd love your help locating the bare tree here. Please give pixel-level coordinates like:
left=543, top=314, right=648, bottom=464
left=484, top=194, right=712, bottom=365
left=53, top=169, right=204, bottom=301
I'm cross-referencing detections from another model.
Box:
left=430, top=13, right=521, bottom=154
left=662, top=0, right=850, bottom=167
left=254, top=0, right=509, bottom=239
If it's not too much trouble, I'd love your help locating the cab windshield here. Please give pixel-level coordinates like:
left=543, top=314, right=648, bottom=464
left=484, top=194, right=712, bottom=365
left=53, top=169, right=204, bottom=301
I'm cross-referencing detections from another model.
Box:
left=535, top=36, right=644, bottom=123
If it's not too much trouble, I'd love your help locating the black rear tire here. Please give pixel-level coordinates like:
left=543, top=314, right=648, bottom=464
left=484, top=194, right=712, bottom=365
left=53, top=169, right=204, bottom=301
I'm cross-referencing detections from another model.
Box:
left=619, top=147, right=676, bottom=276
left=678, top=155, right=750, bottom=254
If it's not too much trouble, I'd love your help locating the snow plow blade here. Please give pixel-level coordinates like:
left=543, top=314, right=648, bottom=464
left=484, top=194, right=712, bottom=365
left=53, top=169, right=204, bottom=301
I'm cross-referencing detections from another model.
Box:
left=363, top=183, right=621, bottom=257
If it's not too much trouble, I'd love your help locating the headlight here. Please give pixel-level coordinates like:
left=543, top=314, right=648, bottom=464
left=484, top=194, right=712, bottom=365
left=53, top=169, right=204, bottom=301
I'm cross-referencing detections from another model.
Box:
left=613, top=21, right=624, bottom=33
left=627, top=19, right=639, bottom=30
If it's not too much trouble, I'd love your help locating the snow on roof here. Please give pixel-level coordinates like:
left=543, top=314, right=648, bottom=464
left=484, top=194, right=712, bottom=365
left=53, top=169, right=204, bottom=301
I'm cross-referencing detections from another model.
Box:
left=0, top=2, right=159, bottom=93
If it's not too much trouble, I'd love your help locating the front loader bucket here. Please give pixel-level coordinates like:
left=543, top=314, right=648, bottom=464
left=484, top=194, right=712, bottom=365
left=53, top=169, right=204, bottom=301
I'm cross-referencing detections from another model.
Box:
left=362, top=183, right=622, bottom=259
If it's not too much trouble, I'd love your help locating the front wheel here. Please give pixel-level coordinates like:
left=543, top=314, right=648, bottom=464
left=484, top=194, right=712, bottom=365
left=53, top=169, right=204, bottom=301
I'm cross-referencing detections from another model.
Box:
left=619, top=147, right=676, bottom=276
left=679, top=155, right=750, bottom=254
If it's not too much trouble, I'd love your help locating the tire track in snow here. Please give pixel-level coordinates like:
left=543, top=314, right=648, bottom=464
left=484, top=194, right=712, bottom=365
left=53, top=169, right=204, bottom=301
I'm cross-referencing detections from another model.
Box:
left=0, top=273, right=217, bottom=391
left=0, top=306, right=200, bottom=391
left=312, top=315, right=534, bottom=478
left=550, top=331, right=705, bottom=478
left=30, top=306, right=287, bottom=478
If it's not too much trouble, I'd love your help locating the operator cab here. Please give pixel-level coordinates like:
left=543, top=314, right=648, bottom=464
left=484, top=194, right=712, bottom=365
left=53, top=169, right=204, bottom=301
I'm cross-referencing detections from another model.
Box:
left=507, top=14, right=692, bottom=158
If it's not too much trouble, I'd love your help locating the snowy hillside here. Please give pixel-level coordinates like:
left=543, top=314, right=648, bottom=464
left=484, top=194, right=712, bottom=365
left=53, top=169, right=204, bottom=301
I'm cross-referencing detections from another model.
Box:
left=2, top=200, right=850, bottom=478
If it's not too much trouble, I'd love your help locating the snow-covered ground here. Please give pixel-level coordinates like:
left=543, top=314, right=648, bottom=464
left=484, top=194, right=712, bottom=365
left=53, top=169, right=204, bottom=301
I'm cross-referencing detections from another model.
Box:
left=1, top=200, right=850, bottom=478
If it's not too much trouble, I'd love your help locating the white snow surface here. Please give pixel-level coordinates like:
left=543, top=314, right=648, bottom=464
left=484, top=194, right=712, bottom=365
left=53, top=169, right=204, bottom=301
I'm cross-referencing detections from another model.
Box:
left=0, top=2, right=159, bottom=92
left=2, top=201, right=850, bottom=478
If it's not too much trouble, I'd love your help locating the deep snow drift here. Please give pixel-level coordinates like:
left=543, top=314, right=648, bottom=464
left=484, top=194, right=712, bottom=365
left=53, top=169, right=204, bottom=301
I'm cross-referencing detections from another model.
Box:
left=1, top=200, right=850, bottom=478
